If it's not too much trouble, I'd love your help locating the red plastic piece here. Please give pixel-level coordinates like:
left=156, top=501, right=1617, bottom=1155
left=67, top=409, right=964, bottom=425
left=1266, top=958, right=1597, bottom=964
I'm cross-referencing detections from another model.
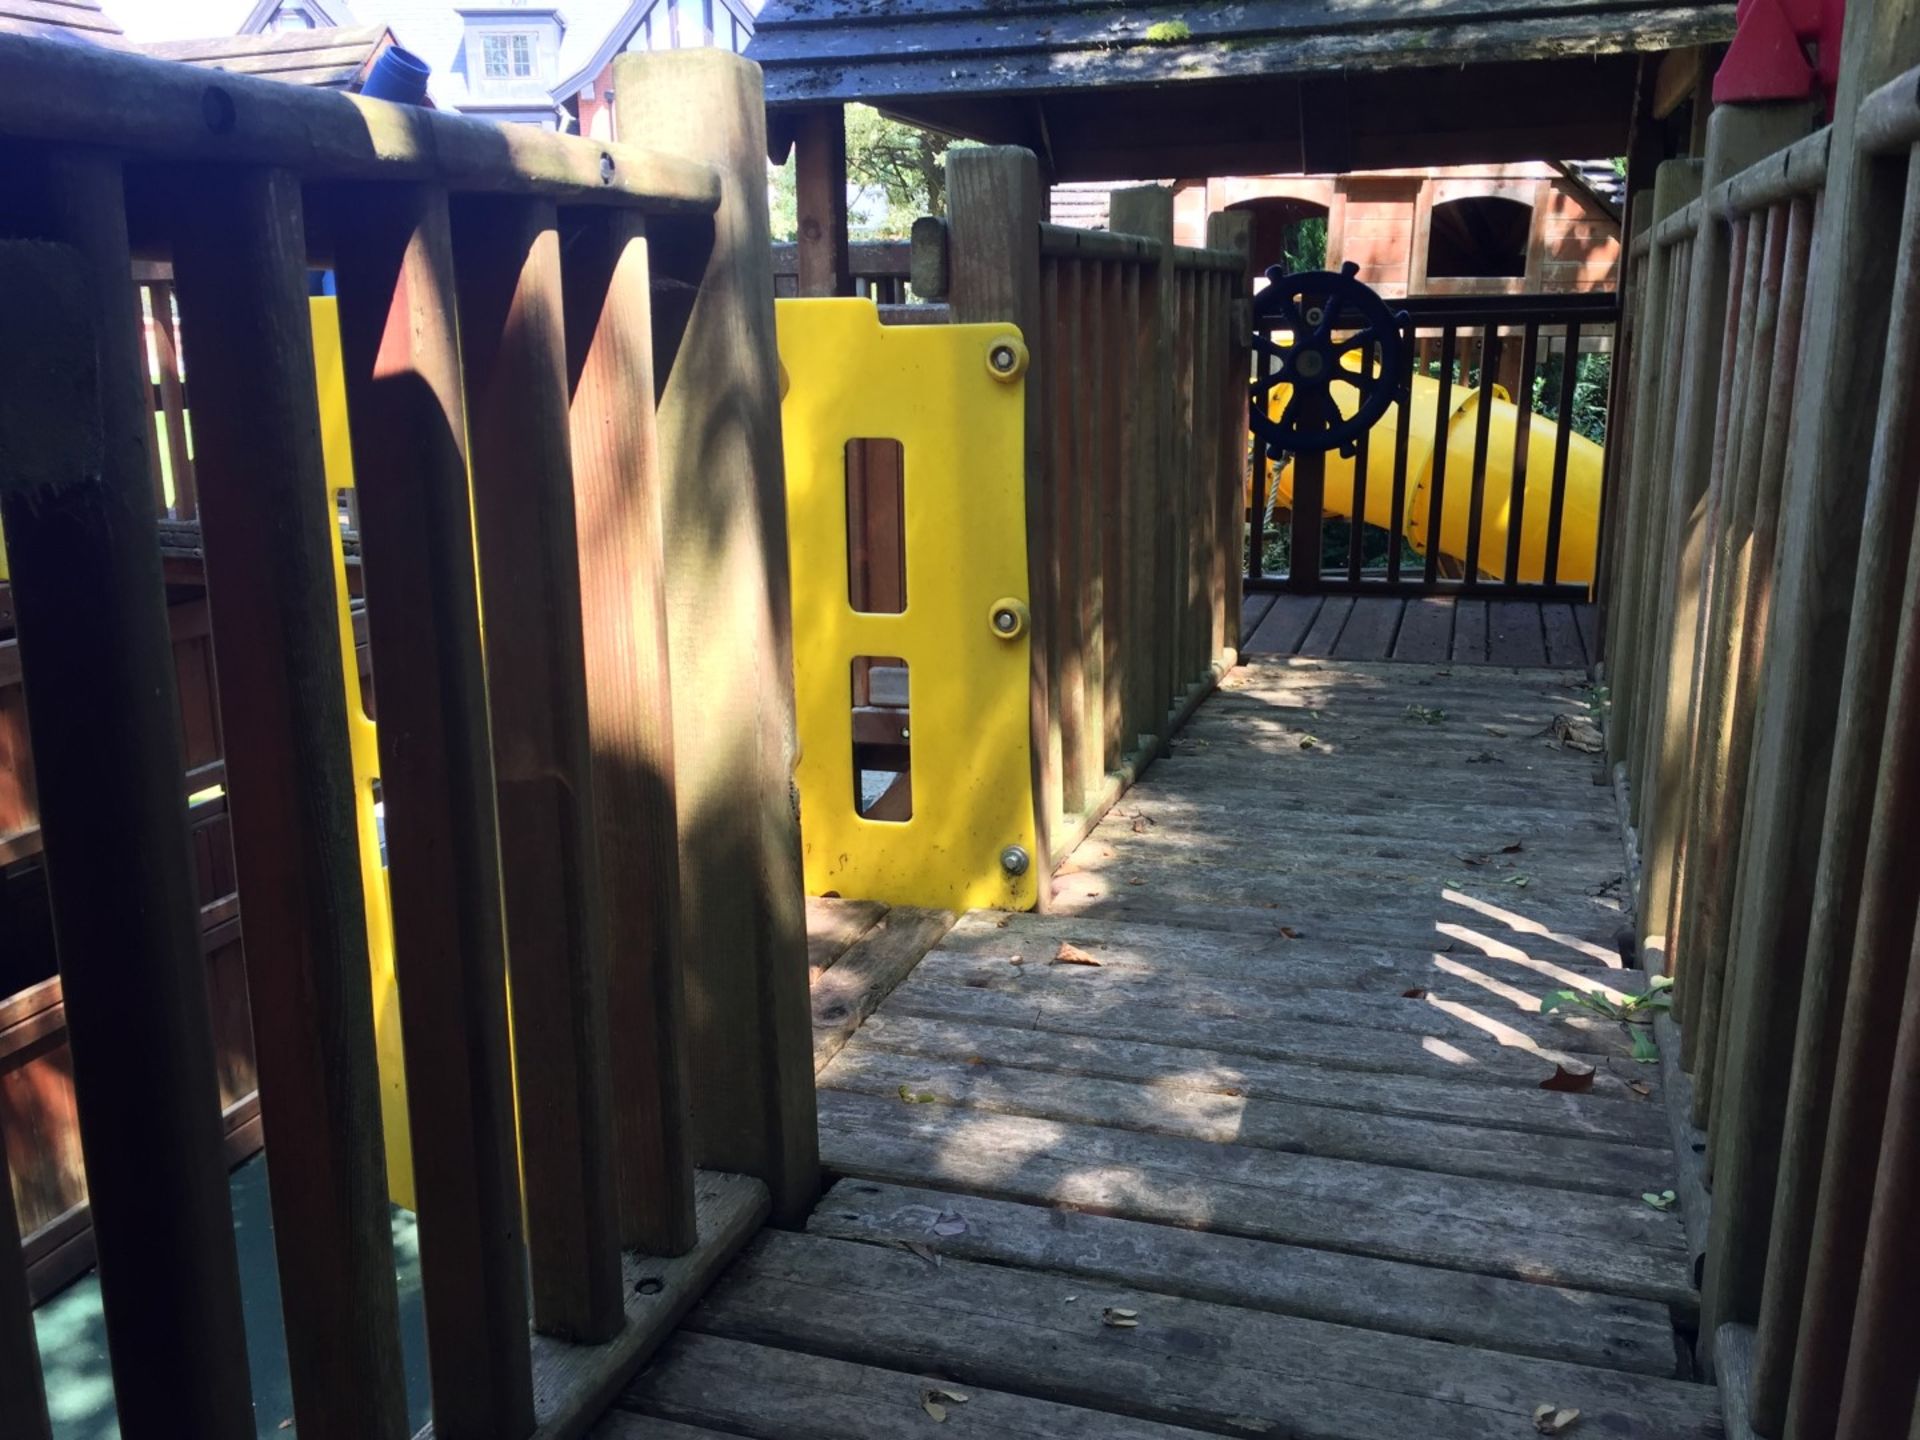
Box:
left=1713, top=0, right=1818, bottom=103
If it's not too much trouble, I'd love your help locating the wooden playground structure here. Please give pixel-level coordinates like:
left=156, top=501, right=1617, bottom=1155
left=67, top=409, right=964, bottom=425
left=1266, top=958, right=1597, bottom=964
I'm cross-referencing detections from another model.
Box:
left=4, top=0, right=1920, bottom=1433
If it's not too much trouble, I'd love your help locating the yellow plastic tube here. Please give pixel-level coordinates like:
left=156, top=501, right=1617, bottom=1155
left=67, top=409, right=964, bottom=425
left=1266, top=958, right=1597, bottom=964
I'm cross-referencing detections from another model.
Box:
left=1261, top=366, right=1603, bottom=585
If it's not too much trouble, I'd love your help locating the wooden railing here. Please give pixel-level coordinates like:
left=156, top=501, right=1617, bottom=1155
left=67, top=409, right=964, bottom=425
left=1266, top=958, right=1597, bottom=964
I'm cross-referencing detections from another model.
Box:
left=1602, top=2, right=1920, bottom=1430
left=771, top=238, right=913, bottom=301
left=910, top=153, right=1252, bottom=875
left=0, top=37, right=811, bottom=1440
left=1251, top=291, right=1617, bottom=599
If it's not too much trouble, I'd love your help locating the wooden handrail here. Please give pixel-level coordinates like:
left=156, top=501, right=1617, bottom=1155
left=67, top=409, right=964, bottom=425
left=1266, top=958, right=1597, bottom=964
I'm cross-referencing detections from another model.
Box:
left=0, top=32, right=720, bottom=211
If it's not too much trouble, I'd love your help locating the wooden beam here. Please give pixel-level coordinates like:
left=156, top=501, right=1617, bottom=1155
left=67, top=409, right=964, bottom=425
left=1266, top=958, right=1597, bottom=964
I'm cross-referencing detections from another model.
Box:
left=450, top=193, right=626, bottom=1343
left=948, top=146, right=1057, bottom=882
left=559, top=206, right=699, bottom=1256
left=1652, top=47, right=1706, bottom=120
left=792, top=106, right=852, bottom=297
left=614, top=48, right=820, bottom=1224
left=329, top=180, right=535, bottom=1436
left=168, top=163, right=408, bottom=1437
left=0, top=160, right=254, bottom=1438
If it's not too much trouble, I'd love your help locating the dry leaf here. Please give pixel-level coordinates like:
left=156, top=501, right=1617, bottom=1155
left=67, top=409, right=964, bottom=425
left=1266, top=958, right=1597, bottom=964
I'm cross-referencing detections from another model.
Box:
left=921, top=1386, right=969, bottom=1422
left=1054, top=942, right=1102, bottom=966
left=900, top=1241, right=940, bottom=1269
left=1008, top=954, right=1025, bottom=965
left=1549, top=714, right=1604, bottom=753
left=1532, top=1404, right=1581, bottom=1433
left=1628, top=1080, right=1652, bottom=1098
left=1130, top=813, right=1156, bottom=834
left=1298, top=735, right=1319, bottom=750
left=1126, top=876, right=1147, bottom=886
left=1501, top=841, right=1525, bottom=853
left=966, top=1055, right=986, bottom=1066
left=1401, top=987, right=1428, bottom=1000
left=994, top=915, right=1012, bottom=928
left=277, top=1422, right=293, bottom=1433
left=1483, top=723, right=1511, bottom=737
left=1101, top=1306, right=1140, bottom=1328
left=1278, top=926, right=1300, bottom=939
left=930, top=1211, right=969, bottom=1237
left=1538, top=1061, right=1596, bottom=1094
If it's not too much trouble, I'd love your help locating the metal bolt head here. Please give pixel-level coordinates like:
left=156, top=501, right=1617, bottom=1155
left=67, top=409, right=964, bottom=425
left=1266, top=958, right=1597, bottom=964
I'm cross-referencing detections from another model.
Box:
left=993, top=607, right=1018, bottom=633
left=1303, top=304, right=1326, bottom=327
left=989, top=343, right=1018, bottom=373
left=1000, top=845, right=1030, bottom=876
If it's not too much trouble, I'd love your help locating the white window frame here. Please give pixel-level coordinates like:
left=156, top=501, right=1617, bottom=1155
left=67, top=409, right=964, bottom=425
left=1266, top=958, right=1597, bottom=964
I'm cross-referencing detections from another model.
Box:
left=479, top=29, right=538, bottom=81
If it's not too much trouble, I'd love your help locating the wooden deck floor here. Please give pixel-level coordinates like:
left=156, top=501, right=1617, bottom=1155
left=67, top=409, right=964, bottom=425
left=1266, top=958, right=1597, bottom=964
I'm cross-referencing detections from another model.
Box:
left=1241, top=592, right=1600, bottom=668
left=599, top=660, right=1720, bottom=1440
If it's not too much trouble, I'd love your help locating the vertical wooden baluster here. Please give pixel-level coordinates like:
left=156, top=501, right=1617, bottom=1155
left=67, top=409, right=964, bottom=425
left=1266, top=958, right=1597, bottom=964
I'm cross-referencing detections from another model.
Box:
left=0, top=162, right=253, bottom=1439
left=619, top=50, right=820, bottom=1203
left=1542, top=322, right=1582, bottom=587
left=132, top=277, right=167, bottom=512
left=1422, top=326, right=1457, bottom=588
left=559, top=206, right=697, bottom=1256
left=1101, top=258, right=1127, bottom=768
left=1386, top=316, right=1414, bottom=586
left=1503, top=320, right=1540, bottom=585
left=1348, top=382, right=1369, bottom=588
left=1112, top=188, right=1176, bottom=749
left=1082, top=258, right=1107, bottom=787
left=1175, top=271, right=1198, bottom=666
left=1054, top=258, right=1086, bottom=820
left=450, top=193, right=625, bottom=1343
left=170, top=164, right=408, bottom=1436
left=329, top=180, right=534, bottom=1439
left=1192, top=271, right=1220, bottom=667
left=1210, top=212, right=1253, bottom=661
left=1, top=1148, right=50, bottom=1440
left=1123, top=258, right=1156, bottom=750
left=1462, top=322, right=1499, bottom=585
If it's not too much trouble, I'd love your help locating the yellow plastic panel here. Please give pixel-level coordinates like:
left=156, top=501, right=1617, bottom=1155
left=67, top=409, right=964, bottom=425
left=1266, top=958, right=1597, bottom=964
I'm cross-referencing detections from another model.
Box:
left=777, top=299, right=1037, bottom=912
left=310, top=296, right=415, bottom=1210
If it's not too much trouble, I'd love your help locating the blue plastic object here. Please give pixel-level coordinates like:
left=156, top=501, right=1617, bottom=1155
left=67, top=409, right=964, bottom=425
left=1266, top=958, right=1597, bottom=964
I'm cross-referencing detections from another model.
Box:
left=360, top=45, right=430, bottom=106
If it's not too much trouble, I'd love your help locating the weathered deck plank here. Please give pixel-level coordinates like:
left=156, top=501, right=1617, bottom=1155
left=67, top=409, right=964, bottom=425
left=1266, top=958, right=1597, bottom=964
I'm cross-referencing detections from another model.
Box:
left=685, top=1233, right=1719, bottom=1438
left=593, top=657, right=1706, bottom=1439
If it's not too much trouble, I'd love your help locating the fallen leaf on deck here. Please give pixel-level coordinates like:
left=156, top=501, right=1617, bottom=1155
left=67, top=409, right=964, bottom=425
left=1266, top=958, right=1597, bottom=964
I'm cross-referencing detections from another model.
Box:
left=1101, top=1306, right=1140, bottom=1328
left=1298, top=735, right=1319, bottom=749
left=1630, top=1028, right=1661, bottom=1063
left=898, top=1085, right=939, bottom=1104
left=1532, top=1404, right=1581, bottom=1433
left=921, top=1386, right=969, bottom=1421
left=1126, top=876, right=1147, bottom=886
left=1539, top=1061, right=1596, bottom=1093
left=1501, top=841, right=1525, bottom=853
left=1628, top=1080, right=1653, bottom=1098
left=900, top=1241, right=941, bottom=1268
left=1131, top=817, right=1155, bottom=834
left=1008, top=955, right=1025, bottom=965
left=1641, top=1189, right=1677, bottom=1211
left=1483, top=724, right=1511, bottom=737
left=931, top=1211, right=970, bottom=1237
left=1054, top=942, right=1102, bottom=966
left=1278, top=926, right=1301, bottom=939
left=994, top=916, right=1011, bottom=928
left=1549, top=714, right=1604, bottom=753
left=1467, top=750, right=1502, bottom=764
left=1402, top=987, right=1428, bottom=999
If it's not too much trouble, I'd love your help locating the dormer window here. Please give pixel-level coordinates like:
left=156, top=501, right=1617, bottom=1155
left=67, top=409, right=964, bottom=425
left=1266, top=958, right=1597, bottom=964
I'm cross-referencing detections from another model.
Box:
left=458, top=4, right=563, bottom=98
left=481, top=31, right=535, bottom=80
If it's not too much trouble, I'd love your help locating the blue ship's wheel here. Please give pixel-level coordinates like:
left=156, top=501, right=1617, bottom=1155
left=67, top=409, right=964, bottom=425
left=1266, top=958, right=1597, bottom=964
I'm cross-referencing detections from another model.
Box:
left=1249, top=260, right=1408, bottom=459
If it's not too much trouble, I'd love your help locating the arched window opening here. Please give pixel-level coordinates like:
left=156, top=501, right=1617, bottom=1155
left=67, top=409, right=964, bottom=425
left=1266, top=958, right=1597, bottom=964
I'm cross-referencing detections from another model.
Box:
left=1426, top=196, right=1532, bottom=279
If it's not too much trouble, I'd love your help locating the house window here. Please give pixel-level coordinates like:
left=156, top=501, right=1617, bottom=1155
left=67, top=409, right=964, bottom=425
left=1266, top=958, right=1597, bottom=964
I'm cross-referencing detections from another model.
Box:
left=481, top=32, right=536, bottom=80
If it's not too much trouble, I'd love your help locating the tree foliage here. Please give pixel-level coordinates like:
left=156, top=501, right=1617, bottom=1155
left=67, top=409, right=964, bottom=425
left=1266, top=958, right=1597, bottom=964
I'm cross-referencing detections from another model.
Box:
left=768, top=104, right=956, bottom=241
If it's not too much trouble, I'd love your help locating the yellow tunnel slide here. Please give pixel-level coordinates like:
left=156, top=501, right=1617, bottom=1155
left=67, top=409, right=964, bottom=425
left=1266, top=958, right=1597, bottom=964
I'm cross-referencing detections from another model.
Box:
left=1263, top=366, right=1604, bottom=586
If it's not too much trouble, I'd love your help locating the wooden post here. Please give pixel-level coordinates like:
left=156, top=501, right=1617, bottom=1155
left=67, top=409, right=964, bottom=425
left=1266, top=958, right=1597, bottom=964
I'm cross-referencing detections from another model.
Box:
left=1110, top=186, right=1176, bottom=753
left=329, top=181, right=535, bottom=1436
left=615, top=49, right=819, bottom=1222
left=449, top=193, right=625, bottom=1343
left=1, top=1148, right=50, bottom=1440
left=793, top=106, right=852, bottom=297
left=1701, top=0, right=1920, bottom=1361
left=1637, top=102, right=1815, bottom=957
left=1209, top=212, right=1254, bottom=668
left=0, top=166, right=254, bottom=1437
left=169, top=164, right=408, bottom=1434
left=559, top=207, right=698, bottom=1256
left=948, top=146, right=1057, bottom=889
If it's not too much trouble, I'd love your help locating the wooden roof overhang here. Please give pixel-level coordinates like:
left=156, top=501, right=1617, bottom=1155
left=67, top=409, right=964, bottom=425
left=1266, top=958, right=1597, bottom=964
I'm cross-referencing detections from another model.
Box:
left=751, top=0, right=1737, bottom=178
